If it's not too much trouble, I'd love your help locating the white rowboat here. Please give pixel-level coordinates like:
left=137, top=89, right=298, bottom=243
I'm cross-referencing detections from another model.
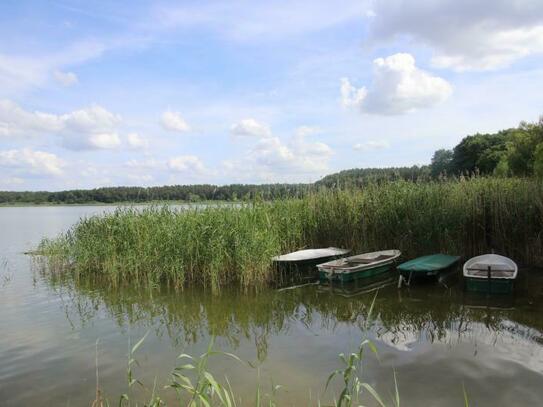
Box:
left=272, top=247, right=351, bottom=263
left=463, top=254, right=518, bottom=294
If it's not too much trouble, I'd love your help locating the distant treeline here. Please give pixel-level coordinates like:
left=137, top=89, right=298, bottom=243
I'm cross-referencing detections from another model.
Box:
left=0, top=171, right=430, bottom=204
left=0, top=184, right=311, bottom=205
left=2, top=116, right=542, bottom=204
left=315, top=166, right=431, bottom=188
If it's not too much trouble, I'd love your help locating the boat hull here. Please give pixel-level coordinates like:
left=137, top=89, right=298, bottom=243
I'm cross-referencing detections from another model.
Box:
left=272, top=247, right=351, bottom=263
left=397, top=254, right=460, bottom=282
left=319, top=263, right=392, bottom=283
left=398, top=269, right=441, bottom=278
left=273, top=248, right=351, bottom=285
left=462, top=254, right=518, bottom=294
left=464, top=276, right=514, bottom=294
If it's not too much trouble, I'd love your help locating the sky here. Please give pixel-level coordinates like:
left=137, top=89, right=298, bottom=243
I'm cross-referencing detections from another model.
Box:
left=1, top=0, right=543, bottom=191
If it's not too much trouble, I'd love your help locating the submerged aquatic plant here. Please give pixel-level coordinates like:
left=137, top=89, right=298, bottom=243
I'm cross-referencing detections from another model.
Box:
left=95, top=293, right=408, bottom=407
left=115, top=333, right=281, bottom=407
left=324, top=292, right=400, bottom=407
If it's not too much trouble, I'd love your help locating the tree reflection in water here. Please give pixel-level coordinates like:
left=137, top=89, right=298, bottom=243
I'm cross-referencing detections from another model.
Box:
left=38, top=268, right=543, bottom=363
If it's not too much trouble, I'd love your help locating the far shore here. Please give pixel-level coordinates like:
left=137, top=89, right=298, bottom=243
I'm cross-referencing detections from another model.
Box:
left=0, top=200, right=233, bottom=207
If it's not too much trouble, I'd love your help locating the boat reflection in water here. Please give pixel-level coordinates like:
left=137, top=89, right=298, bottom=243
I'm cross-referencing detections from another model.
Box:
left=34, top=266, right=543, bottom=406
left=39, top=266, right=543, bottom=350
left=317, top=270, right=398, bottom=298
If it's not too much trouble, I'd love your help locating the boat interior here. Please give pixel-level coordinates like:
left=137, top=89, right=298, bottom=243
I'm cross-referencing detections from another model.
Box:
left=347, top=254, right=395, bottom=264
left=466, top=262, right=515, bottom=277
left=466, top=269, right=515, bottom=278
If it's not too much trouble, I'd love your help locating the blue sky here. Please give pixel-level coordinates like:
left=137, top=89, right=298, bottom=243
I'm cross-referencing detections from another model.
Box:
left=1, top=0, right=543, bottom=190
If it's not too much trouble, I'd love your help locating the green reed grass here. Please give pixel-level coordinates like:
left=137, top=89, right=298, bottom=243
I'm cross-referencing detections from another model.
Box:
left=38, top=177, right=543, bottom=290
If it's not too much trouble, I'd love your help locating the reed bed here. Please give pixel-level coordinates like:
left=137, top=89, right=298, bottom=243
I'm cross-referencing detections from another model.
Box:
left=38, top=177, right=543, bottom=290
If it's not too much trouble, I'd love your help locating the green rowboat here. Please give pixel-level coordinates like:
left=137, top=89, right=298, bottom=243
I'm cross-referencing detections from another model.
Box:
left=318, top=249, right=401, bottom=283
left=397, top=254, right=460, bottom=285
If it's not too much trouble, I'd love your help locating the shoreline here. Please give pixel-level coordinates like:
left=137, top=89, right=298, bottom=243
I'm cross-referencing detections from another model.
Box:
left=0, top=200, right=234, bottom=207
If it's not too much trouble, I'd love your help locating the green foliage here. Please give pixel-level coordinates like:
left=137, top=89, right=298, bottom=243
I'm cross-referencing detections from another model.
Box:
left=38, top=178, right=543, bottom=291
left=493, top=157, right=510, bottom=177
left=99, top=297, right=398, bottom=407
left=534, top=143, right=543, bottom=178
left=116, top=333, right=281, bottom=407
left=430, top=149, right=453, bottom=177
left=448, top=131, right=509, bottom=175
left=316, top=166, right=431, bottom=188
left=0, top=183, right=311, bottom=205
left=324, top=293, right=400, bottom=407
left=166, top=338, right=243, bottom=407
left=492, top=119, right=543, bottom=177
left=462, top=383, right=470, bottom=407
left=438, top=116, right=543, bottom=177
left=505, top=128, right=538, bottom=176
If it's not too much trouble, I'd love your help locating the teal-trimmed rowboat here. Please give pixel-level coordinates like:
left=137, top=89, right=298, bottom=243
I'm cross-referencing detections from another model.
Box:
left=397, top=254, right=460, bottom=286
left=317, top=250, right=401, bottom=283
left=463, top=254, right=517, bottom=294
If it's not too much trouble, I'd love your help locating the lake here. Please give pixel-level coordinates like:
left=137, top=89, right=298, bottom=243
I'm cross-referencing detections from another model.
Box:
left=1, top=205, right=542, bottom=406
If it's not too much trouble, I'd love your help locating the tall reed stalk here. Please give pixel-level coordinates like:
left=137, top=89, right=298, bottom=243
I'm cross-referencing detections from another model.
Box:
left=38, top=177, right=543, bottom=290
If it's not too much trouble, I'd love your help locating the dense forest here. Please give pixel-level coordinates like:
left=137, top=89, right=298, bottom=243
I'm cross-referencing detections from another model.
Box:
left=430, top=116, right=543, bottom=178
left=315, top=166, right=430, bottom=187
left=2, top=117, right=542, bottom=205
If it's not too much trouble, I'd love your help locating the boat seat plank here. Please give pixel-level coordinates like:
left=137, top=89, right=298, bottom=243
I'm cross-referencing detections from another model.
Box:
left=347, top=255, right=393, bottom=264
left=466, top=269, right=515, bottom=277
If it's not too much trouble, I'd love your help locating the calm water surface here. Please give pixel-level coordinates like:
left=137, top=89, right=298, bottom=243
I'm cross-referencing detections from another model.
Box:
left=1, top=206, right=543, bottom=406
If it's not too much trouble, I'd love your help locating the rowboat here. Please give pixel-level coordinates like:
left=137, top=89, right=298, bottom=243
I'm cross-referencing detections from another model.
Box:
left=272, top=247, right=351, bottom=264
left=317, top=250, right=401, bottom=283
left=397, top=254, right=460, bottom=286
left=463, top=254, right=518, bottom=294
left=272, top=247, right=351, bottom=286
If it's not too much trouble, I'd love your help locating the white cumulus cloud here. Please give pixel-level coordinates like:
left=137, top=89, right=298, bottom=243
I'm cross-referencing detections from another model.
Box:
left=230, top=118, right=272, bottom=138
left=0, top=100, right=125, bottom=150
left=341, top=53, right=452, bottom=115
left=125, top=158, right=163, bottom=170
left=53, top=70, right=78, bottom=87
left=0, top=99, right=62, bottom=136
left=88, top=133, right=122, bottom=149
left=353, top=140, right=390, bottom=151
left=0, top=148, right=64, bottom=176
left=126, top=133, right=149, bottom=149
left=161, top=111, right=190, bottom=132
left=224, top=125, right=333, bottom=182
left=340, top=78, right=367, bottom=108
left=126, top=174, right=154, bottom=183
left=168, top=155, right=206, bottom=174
left=61, top=105, right=121, bottom=134
left=370, top=0, right=543, bottom=71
